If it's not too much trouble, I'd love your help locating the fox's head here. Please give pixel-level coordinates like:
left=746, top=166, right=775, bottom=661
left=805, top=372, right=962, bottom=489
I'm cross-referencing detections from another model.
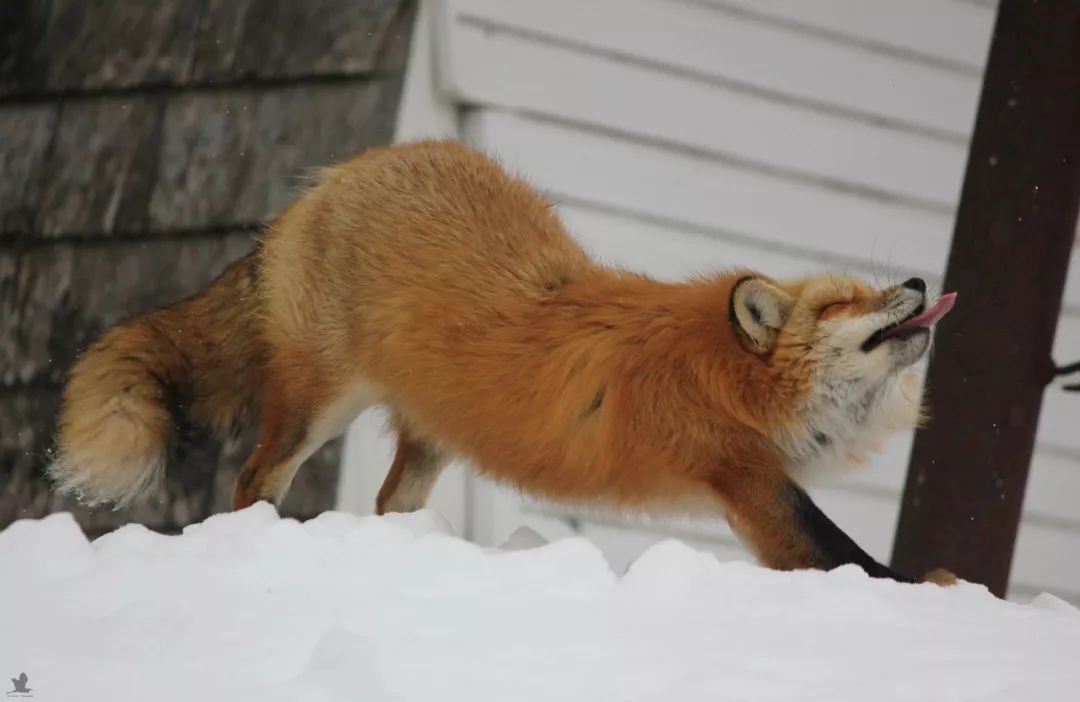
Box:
left=728, top=273, right=956, bottom=481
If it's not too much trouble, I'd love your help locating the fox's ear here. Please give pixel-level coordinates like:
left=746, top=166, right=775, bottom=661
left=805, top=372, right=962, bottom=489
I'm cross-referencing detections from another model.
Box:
left=730, top=278, right=794, bottom=353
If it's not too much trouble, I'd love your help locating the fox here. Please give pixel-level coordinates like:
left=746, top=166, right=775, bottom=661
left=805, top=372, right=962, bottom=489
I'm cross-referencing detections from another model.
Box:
left=50, top=140, right=958, bottom=584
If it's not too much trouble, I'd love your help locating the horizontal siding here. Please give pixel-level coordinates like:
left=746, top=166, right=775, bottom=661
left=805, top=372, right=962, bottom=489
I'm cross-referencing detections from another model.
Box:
left=467, top=110, right=953, bottom=274
left=441, top=12, right=967, bottom=207
left=440, top=0, right=985, bottom=137
left=708, top=0, right=994, bottom=70
left=468, top=111, right=1080, bottom=310
left=558, top=202, right=935, bottom=294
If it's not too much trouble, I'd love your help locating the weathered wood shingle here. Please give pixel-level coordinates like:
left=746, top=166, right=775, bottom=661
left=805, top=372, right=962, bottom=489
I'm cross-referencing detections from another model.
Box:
left=37, top=96, right=165, bottom=237
left=0, top=105, right=57, bottom=237
left=1, top=233, right=256, bottom=386
left=189, top=0, right=257, bottom=85
left=1, top=0, right=200, bottom=95
left=197, top=0, right=402, bottom=81
left=150, top=80, right=400, bottom=229
left=0, top=1, right=53, bottom=95
left=1, top=0, right=409, bottom=97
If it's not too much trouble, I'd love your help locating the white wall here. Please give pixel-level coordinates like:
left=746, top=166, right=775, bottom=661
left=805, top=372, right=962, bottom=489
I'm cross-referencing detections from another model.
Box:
left=341, top=0, right=1080, bottom=604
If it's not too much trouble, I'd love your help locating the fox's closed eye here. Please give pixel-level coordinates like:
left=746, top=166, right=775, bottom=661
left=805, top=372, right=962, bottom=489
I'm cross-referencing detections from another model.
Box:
left=818, top=301, right=849, bottom=317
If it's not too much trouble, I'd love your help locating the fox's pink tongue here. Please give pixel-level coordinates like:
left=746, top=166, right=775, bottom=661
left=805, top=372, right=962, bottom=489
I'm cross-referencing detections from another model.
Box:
left=891, top=292, right=957, bottom=334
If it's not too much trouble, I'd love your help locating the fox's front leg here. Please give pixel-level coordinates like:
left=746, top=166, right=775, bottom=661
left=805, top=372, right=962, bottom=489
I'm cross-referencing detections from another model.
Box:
left=709, top=461, right=947, bottom=584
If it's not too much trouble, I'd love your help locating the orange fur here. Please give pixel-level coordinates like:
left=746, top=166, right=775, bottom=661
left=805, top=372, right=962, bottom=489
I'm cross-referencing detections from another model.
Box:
left=51, top=140, right=952, bottom=582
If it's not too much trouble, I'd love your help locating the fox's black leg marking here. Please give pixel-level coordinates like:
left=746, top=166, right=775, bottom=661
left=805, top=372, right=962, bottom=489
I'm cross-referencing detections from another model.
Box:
left=787, top=482, right=916, bottom=583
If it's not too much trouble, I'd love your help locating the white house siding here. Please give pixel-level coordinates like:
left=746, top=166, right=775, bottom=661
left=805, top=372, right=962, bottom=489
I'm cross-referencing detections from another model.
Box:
left=341, top=0, right=1080, bottom=604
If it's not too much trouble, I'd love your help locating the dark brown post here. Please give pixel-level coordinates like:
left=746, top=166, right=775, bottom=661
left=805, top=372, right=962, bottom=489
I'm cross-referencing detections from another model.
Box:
left=890, top=0, right=1080, bottom=597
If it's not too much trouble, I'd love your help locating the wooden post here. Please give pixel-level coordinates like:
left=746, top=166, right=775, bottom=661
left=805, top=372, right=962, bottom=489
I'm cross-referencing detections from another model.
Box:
left=890, top=0, right=1080, bottom=597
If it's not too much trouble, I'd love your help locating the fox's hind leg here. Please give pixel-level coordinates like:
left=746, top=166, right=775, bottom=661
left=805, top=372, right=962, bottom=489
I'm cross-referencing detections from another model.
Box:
left=231, top=354, right=378, bottom=510
left=375, top=424, right=449, bottom=515
left=231, top=375, right=317, bottom=510
left=232, top=426, right=308, bottom=510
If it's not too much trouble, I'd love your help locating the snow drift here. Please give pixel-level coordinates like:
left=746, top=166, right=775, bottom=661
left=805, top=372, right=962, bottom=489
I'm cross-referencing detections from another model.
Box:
left=1, top=505, right=1078, bottom=701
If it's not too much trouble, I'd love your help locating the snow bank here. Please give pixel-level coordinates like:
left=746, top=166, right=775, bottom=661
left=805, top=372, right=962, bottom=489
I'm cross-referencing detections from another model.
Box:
left=2, top=506, right=1078, bottom=702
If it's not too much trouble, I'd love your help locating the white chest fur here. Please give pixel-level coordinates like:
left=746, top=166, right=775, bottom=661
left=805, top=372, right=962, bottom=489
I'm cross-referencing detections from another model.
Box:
left=778, top=369, right=923, bottom=485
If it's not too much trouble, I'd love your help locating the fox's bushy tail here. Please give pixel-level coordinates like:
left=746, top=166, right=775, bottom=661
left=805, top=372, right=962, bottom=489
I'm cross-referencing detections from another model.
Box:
left=49, top=254, right=266, bottom=506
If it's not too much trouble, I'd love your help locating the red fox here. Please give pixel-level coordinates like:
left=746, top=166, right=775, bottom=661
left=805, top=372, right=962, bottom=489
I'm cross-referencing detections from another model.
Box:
left=51, top=140, right=957, bottom=583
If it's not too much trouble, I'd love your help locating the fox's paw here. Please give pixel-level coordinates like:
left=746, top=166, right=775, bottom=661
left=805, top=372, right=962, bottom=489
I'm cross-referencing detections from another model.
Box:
left=920, top=567, right=959, bottom=587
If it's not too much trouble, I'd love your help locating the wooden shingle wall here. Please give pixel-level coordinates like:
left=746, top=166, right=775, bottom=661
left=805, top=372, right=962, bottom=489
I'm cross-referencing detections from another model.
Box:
left=0, top=0, right=416, bottom=535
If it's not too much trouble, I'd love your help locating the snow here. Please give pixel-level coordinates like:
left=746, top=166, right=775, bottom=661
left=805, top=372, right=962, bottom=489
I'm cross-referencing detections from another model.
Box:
left=2, top=506, right=1079, bottom=702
